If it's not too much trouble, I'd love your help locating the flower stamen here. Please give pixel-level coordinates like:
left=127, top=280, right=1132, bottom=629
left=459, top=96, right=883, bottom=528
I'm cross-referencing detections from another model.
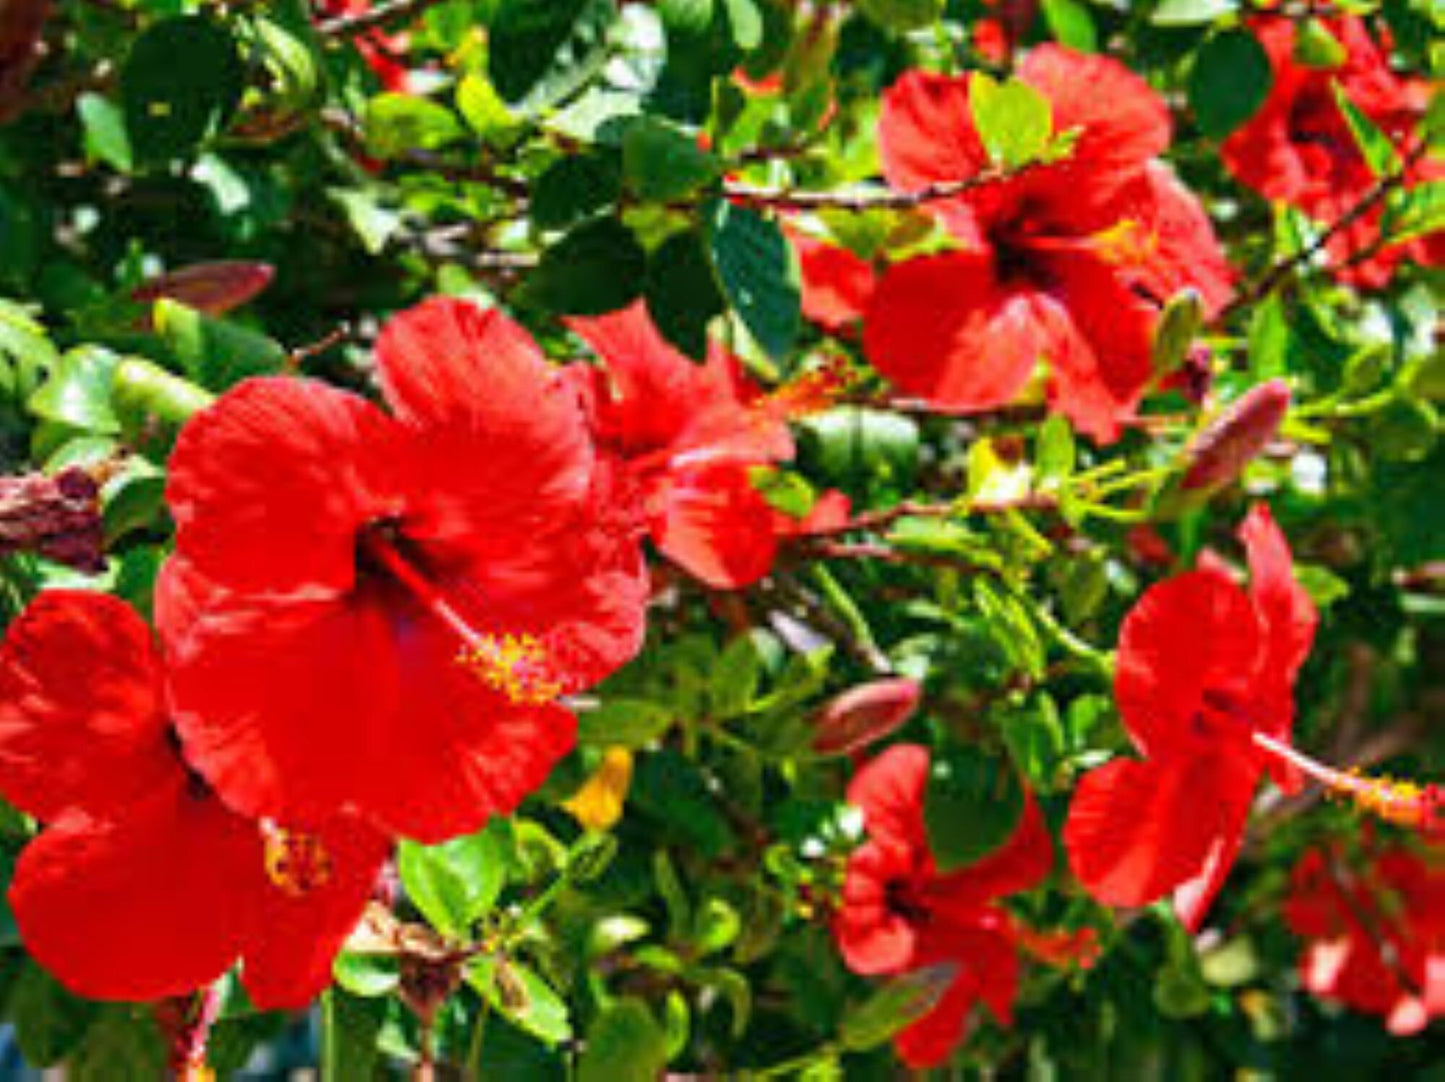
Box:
left=262, top=824, right=333, bottom=897
left=456, top=634, right=563, bottom=705
left=1252, top=732, right=1445, bottom=836
left=360, top=529, right=564, bottom=706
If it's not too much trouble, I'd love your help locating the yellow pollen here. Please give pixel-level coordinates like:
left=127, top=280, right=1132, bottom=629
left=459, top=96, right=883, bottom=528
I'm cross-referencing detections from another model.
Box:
left=262, top=825, right=333, bottom=897
left=456, top=633, right=563, bottom=705
left=1336, top=770, right=1445, bottom=833
left=755, top=355, right=857, bottom=422
left=1091, top=218, right=1156, bottom=268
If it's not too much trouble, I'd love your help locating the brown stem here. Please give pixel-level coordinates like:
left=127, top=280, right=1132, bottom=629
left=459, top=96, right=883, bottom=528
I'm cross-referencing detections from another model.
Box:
left=720, top=160, right=1046, bottom=212
left=1222, top=141, right=1428, bottom=319
left=316, top=0, right=451, bottom=37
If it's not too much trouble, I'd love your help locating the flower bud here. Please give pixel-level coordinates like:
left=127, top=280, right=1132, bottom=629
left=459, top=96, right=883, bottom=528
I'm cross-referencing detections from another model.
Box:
left=132, top=262, right=274, bottom=317
left=1182, top=379, right=1291, bottom=491
left=812, top=678, right=922, bottom=756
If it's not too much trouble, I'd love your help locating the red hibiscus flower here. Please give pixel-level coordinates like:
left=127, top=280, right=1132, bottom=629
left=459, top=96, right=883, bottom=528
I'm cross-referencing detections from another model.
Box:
left=864, top=46, right=1233, bottom=442
left=565, top=302, right=849, bottom=589
left=790, top=230, right=878, bottom=333
left=1064, top=504, right=1318, bottom=928
left=316, top=0, right=417, bottom=93
left=1286, top=844, right=1445, bottom=1034
left=833, top=744, right=1052, bottom=1067
left=162, top=297, right=649, bottom=843
left=1221, top=17, right=1444, bottom=289
left=0, top=590, right=388, bottom=1007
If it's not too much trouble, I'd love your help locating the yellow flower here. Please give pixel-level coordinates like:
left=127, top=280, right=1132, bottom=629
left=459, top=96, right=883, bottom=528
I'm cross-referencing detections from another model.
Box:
left=562, top=748, right=634, bottom=832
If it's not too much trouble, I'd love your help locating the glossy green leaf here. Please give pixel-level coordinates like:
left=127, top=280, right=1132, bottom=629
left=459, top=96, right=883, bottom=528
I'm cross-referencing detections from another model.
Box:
left=577, top=998, right=669, bottom=1082
left=525, top=217, right=647, bottom=315
left=1189, top=30, right=1272, bottom=138
left=969, top=74, right=1053, bottom=169
left=705, top=200, right=800, bottom=360
left=121, top=16, right=244, bottom=164
left=924, top=743, right=1026, bottom=873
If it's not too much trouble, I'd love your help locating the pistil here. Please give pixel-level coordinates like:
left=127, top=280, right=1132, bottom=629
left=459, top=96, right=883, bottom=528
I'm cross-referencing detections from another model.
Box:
left=1251, top=732, right=1444, bottom=834
left=359, top=528, right=563, bottom=705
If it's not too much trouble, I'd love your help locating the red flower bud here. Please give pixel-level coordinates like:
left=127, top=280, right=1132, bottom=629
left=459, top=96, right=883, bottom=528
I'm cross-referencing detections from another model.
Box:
left=1182, top=379, right=1291, bottom=491
left=132, top=262, right=275, bottom=317
left=811, top=677, right=922, bottom=756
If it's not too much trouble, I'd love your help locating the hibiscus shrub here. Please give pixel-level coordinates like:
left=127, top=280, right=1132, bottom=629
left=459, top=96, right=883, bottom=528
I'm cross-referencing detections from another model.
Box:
left=0, top=0, right=1441, bottom=1077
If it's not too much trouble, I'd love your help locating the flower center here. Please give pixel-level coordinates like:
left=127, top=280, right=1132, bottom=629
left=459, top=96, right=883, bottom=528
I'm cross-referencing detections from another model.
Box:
left=262, top=823, right=333, bottom=897
left=357, top=525, right=564, bottom=705
left=885, top=877, right=930, bottom=924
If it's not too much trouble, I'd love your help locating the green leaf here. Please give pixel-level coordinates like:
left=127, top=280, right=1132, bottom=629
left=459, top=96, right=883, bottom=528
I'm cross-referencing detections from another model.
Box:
left=969, top=73, right=1053, bottom=169
left=1333, top=82, right=1402, bottom=176
left=1293, top=17, right=1347, bottom=68
left=7, top=961, right=97, bottom=1066
left=644, top=229, right=726, bottom=360
left=1380, top=180, right=1445, bottom=245
left=1189, top=30, right=1272, bottom=138
left=28, top=347, right=120, bottom=433
left=711, top=633, right=762, bottom=718
left=321, top=989, right=387, bottom=1082
left=332, top=952, right=401, bottom=998
left=1151, top=0, right=1237, bottom=26
left=525, top=217, right=647, bottom=316
left=468, top=957, right=573, bottom=1044
left=621, top=118, right=721, bottom=202
left=855, top=0, right=944, bottom=32
left=577, top=697, right=676, bottom=748
left=532, top=153, right=622, bottom=231
left=121, top=16, right=244, bottom=164
left=924, top=744, right=1026, bottom=873
left=705, top=199, right=800, bottom=361
left=577, top=998, right=669, bottom=1082
left=798, top=407, right=919, bottom=487
left=68, top=1006, right=167, bottom=1082
left=77, top=94, right=133, bottom=172
left=691, top=896, right=743, bottom=956
left=329, top=189, right=403, bottom=255
left=396, top=822, right=507, bottom=938
left=1042, top=0, right=1097, bottom=52
left=489, top=0, right=618, bottom=109
left=111, top=357, right=214, bottom=441
left=839, top=964, right=957, bottom=1051
left=152, top=300, right=286, bottom=390
left=456, top=72, right=525, bottom=147
left=364, top=93, right=465, bottom=158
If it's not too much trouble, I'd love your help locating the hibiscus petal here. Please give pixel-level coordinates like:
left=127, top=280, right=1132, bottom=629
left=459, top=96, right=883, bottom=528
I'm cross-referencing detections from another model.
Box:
left=895, top=923, right=1019, bottom=1069
left=242, top=814, right=391, bottom=1009
left=792, top=231, right=878, bottom=331
left=169, top=578, right=580, bottom=842
left=378, top=300, right=595, bottom=556
left=1239, top=502, right=1318, bottom=686
left=847, top=743, right=931, bottom=853
left=1039, top=249, right=1157, bottom=443
left=1018, top=44, right=1170, bottom=202
left=10, top=788, right=256, bottom=1002
left=167, top=378, right=403, bottom=595
left=1172, top=774, right=1256, bottom=931
left=1064, top=755, right=1256, bottom=908
left=1115, top=569, right=1263, bottom=758
left=0, top=591, right=177, bottom=821
left=878, top=70, right=989, bottom=196
left=651, top=463, right=779, bottom=589
left=167, top=582, right=402, bottom=828
left=863, top=253, right=1044, bottom=413
left=834, top=841, right=919, bottom=975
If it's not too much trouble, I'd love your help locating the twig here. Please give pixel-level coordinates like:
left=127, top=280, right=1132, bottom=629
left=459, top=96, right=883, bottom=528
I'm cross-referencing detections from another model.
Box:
left=720, top=160, right=1046, bottom=212
left=316, top=0, right=451, bottom=37
left=1222, top=142, right=1428, bottom=318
